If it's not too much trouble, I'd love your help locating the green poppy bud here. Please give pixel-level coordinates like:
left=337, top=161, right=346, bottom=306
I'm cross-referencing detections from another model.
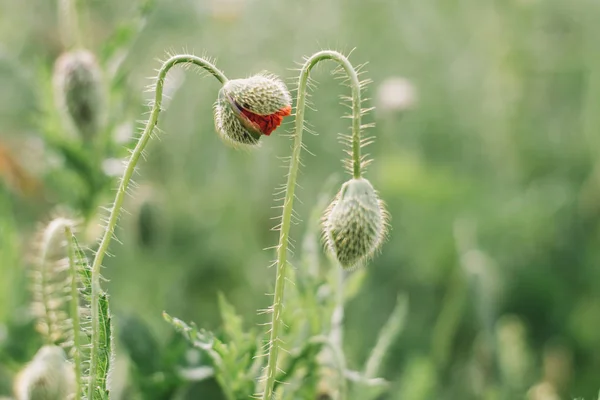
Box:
left=323, top=178, right=388, bottom=269
left=213, top=73, right=292, bottom=147
left=14, top=345, right=75, bottom=400
left=53, top=50, right=105, bottom=141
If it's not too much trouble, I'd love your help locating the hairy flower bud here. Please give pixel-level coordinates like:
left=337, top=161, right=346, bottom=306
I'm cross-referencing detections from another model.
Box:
left=213, top=73, right=291, bottom=146
left=53, top=50, right=105, bottom=141
left=14, top=345, right=75, bottom=400
left=323, top=178, right=387, bottom=269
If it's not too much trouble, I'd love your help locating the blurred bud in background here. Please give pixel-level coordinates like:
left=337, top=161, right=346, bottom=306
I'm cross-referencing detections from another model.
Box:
left=53, top=50, right=106, bottom=143
left=13, top=345, right=75, bottom=400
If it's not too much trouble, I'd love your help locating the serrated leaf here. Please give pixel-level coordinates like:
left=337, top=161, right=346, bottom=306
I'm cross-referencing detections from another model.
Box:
left=95, top=292, right=112, bottom=400
left=69, top=233, right=91, bottom=400
left=70, top=234, right=112, bottom=400
left=164, top=309, right=259, bottom=400
left=163, top=312, right=215, bottom=351
left=71, top=234, right=92, bottom=300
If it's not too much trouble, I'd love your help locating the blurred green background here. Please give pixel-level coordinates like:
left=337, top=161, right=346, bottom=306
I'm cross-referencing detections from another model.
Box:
left=1, top=0, right=600, bottom=398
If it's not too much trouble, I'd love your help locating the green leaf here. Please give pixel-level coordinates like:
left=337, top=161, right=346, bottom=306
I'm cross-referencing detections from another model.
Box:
left=70, top=234, right=112, bottom=400
left=95, top=292, right=112, bottom=400
left=69, top=233, right=92, bottom=400
left=163, top=308, right=260, bottom=400
left=162, top=312, right=215, bottom=352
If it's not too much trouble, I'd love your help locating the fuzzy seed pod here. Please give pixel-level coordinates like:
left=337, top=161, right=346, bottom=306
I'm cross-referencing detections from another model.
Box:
left=323, top=178, right=388, bottom=269
left=213, top=73, right=292, bottom=147
left=53, top=50, right=104, bottom=141
left=14, top=345, right=75, bottom=400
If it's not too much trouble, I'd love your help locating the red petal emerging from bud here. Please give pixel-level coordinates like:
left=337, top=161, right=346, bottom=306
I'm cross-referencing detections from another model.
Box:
left=240, top=105, right=292, bottom=136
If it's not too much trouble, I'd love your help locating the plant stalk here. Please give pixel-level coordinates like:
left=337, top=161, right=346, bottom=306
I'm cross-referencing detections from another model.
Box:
left=262, top=50, right=363, bottom=400
left=87, top=55, right=227, bottom=399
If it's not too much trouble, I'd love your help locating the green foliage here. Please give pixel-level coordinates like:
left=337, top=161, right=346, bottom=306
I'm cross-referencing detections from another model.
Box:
left=165, top=189, right=402, bottom=399
left=94, top=294, right=112, bottom=400
left=70, top=234, right=112, bottom=400
left=118, top=315, right=191, bottom=400
left=163, top=306, right=260, bottom=400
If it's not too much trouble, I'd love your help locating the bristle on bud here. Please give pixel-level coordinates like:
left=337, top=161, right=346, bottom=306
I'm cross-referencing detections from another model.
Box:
left=323, top=178, right=388, bottom=269
left=214, top=73, right=291, bottom=147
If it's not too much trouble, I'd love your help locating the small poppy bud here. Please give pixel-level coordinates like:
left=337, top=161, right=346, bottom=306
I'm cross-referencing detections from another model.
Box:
left=14, top=345, right=75, bottom=400
left=53, top=50, right=105, bottom=141
left=323, top=178, right=388, bottom=269
left=213, top=73, right=291, bottom=146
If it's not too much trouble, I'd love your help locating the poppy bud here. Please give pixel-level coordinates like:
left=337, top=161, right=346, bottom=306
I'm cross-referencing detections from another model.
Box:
left=53, top=50, right=105, bottom=141
left=14, top=345, right=75, bottom=400
left=213, top=73, right=291, bottom=146
left=323, top=178, right=388, bottom=269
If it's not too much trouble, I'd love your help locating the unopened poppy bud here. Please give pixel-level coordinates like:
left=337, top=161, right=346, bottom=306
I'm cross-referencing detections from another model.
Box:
left=323, top=178, right=388, bottom=269
left=53, top=50, right=105, bottom=141
left=213, top=73, right=291, bottom=146
left=14, top=345, right=75, bottom=400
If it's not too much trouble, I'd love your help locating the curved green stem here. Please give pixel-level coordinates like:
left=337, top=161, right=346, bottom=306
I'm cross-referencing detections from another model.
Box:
left=262, top=50, right=363, bottom=400
left=87, top=55, right=227, bottom=399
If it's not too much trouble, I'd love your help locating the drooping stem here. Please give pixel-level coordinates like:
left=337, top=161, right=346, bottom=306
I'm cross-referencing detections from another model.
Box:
left=87, top=55, right=227, bottom=399
left=64, top=225, right=82, bottom=398
left=262, top=50, right=363, bottom=400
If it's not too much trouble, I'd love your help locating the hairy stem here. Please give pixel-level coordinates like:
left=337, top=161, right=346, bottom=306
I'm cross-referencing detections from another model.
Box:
left=87, top=54, right=227, bottom=399
left=65, top=225, right=82, bottom=398
left=262, top=50, right=363, bottom=400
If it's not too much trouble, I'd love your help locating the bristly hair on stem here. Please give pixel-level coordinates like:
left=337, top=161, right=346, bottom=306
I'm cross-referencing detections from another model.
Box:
left=87, top=54, right=229, bottom=399
left=260, top=50, right=374, bottom=400
left=29, top=214, right=89, bottom=398
left=30, top=214, right=78, bottom=347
